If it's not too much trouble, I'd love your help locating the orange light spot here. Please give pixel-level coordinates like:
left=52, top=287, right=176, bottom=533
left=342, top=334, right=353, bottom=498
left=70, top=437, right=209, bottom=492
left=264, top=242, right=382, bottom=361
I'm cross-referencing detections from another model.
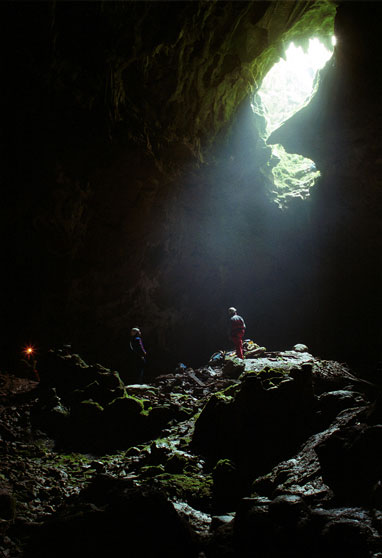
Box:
left=23, top=345, right=36, bottom=358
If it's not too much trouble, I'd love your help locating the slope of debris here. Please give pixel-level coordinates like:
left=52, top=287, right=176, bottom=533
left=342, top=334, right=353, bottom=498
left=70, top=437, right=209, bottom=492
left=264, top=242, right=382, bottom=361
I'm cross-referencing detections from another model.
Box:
left=0, top=342, right=381, bottom=557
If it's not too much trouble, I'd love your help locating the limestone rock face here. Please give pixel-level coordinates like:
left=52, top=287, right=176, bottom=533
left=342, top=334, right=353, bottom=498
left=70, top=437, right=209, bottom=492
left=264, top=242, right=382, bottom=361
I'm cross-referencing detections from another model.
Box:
left=192, top=364, right=315, bottom=480
left=268, top=2, right=382, bottom=369
left=315, top=424, right=382, bottom=505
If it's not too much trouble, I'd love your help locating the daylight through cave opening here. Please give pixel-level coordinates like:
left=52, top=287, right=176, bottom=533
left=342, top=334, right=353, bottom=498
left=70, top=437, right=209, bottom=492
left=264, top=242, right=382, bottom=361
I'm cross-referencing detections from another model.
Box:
left=252, top=37, right=335, bottom=208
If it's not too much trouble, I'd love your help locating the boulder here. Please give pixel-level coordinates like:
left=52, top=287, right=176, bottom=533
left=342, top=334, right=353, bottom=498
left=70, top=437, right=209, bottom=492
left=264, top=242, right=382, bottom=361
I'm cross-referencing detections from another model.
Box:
left=31, top=388, right=70, bottom=440
left=68, top=399, right=105, bottom=450
left=24, top=482, right=198, bottom=558
left=312, top=360, right=357, bottom=395
left=317, top=390, right=367, bottom=425
left=212, top=458, right=242, bottom=511
left=222, top=358, right=245, bottom=379
left=38, top=350, right=126, bottom=407
left=293, top=344, right=309, bottom=352
left=233, top=496, right=378, bottom=558
left=31, top=351, right=180, bottom=451
left=0, top=487, right=16, bottom=520
left=146, top=404, right=178, bottom=432
left=315, top=424, right=382, bottom=505
left=102, top=395, right=147, bottom=449
left=192, top=365, right=315, bottom=483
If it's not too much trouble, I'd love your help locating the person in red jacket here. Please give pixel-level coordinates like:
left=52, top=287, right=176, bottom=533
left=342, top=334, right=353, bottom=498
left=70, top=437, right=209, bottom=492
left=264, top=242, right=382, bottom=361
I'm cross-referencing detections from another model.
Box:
left=228, top=307, right=246, bottom=360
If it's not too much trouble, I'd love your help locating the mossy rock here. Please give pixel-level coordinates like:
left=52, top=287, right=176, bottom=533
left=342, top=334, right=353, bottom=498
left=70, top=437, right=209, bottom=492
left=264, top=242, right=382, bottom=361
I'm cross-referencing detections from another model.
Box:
left=141, top=465, right=166, bottom=477
left=124, top=446, right=141, bottom=456
left=258, top=367, right=287, bottom=379
left=82, top=378, right=125, bottom=406
left=31, top=397, right=70, bottom=440
left=177, top=406, right=194, bottom=421
left=71, top=388, right=87, bottom=404
left=191, top=392, right=236, bottom=459
left=82, top=380, right=102, bottom=401
left=95, top=369, right=125, bottom=390
left=223, top=358, right=246, bottom=379
left=70, top=400, right=104, bottom=430
left=146, top=404, right=178, bottom=433
left=240, top=366, right=290, bottom=390
left=91, top=395, right=148, bottom=450
left=213, top=458, right=237, bottom=478
left=212, top=458, right=242, bottom=510
left=39, top=351, right=95, bottom=394
left=141, top=399, right=152, bottom=410
left=106, top=395, right=144, bottom=417
left=148, top=441, right=170, bottom=465
left=165, top=453, right=195, bottom=474
left=79, top=399, right=104, bottom=412
left=54, top=400, right=104, bottom=451
left=217, top=383, right=241, bottom=400
left=151, top=472, right=213, bottom=511
left=178, top=436, right=193, bottom=450
left=0, top=488, right=16, bottom=520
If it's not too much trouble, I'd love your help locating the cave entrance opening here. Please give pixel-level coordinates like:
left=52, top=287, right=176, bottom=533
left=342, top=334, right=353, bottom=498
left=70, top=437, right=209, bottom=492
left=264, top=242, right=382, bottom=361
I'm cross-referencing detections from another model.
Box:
left=252, top=37, right=335, bottom=208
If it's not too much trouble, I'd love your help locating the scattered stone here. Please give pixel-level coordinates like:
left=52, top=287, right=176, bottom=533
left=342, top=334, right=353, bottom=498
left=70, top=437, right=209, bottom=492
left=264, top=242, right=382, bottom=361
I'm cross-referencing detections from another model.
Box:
left=244, top=346, right=266, bottom=358
left=0, top=487, right=16, bottom=520
left=0, top=343, right=380, bottom=558
left=24, top=484, right=198, bottom=558
left=222, top=358, right=245, bottom=379
left=293, top=343, right=309, bottom=352
left=210, top=514, right=234, bottom=530
left=317, top=389, right=367, bottom=424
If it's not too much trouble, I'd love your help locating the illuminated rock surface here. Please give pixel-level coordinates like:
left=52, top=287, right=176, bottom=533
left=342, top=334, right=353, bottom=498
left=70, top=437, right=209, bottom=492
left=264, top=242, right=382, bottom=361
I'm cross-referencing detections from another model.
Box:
left=252, top=37, right=334, bottom=206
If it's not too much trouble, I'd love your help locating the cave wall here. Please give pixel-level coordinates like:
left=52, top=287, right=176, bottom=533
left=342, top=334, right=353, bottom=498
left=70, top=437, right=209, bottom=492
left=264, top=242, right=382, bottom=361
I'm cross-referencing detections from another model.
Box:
left=2, top=1, right=381, bottom=374
left=270, top=1, right=382, bottom=370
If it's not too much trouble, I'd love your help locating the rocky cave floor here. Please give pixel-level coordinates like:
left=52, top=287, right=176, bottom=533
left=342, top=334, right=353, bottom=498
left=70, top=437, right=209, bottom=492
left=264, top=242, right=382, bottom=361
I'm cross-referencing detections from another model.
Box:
left=0, top=342, right=382, bottom=557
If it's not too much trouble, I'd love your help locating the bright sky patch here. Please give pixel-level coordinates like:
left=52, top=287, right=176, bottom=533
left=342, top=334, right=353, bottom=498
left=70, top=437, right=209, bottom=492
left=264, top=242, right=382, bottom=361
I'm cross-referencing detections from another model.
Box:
left=252, top=37, right=335, bottom=207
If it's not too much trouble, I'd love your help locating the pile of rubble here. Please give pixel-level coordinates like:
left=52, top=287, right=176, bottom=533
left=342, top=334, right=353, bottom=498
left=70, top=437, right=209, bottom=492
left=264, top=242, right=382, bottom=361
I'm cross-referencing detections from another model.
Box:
left=0, top=341, right=381, bottom=557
